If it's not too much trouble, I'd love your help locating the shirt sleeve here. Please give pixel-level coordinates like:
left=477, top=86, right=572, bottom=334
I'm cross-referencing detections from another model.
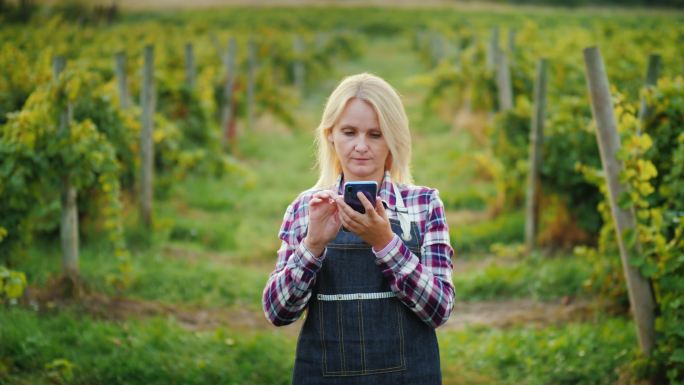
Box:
left=373, top=189, right=455, bottom=328
left=262, top=197, right=324, bottom=326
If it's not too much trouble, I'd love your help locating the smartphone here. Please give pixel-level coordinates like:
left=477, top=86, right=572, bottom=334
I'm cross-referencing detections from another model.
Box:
left=343, top=181, right=378, bottom=214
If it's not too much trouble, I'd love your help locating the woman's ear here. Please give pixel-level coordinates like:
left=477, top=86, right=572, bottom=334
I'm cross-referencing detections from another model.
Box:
left=327, top=129, right=333, bottom=144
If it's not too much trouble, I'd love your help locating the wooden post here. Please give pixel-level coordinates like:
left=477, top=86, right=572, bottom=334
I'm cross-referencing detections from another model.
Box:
left=221, top=37, right=237, bottom=150
left=507, top=28, right=516, bottom=67
left=53, top=56, right=79, bottom=278
left=185, top=42, right=195, bottom=90
left=637, top=54, right=661, bottom=133
left=293, top=35, right=305, bottom=95
left=525, top=59, right=547, bottom=252
left=247, top=38, right=256, bottom=131
left=496, top=48, right=513, bottom=111
left=430, top=32, right=444, bottom=67
left=210, top=33, right=224, bottom=66
left=583, top=46, right=656, bottom=356
left=486, top=26, right=499, bottom=73
left=140, top=45, right=155, bottom=228
left=115, top=51, right=129, bottom=109
left=315, top=33, right=326, bottom=51
left=452, top=36, right=461, bottom=70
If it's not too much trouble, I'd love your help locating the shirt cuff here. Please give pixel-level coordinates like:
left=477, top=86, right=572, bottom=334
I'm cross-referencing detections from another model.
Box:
left=374, top=239, right=420, bottom=277
left=372, top=234, right=400, bottom=258
left=298, top=241, right=325, bottom=268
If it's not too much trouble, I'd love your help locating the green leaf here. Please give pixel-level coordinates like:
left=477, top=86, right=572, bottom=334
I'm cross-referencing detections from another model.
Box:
left=623, top=228, right=637, bottom=249
left=671, top=349, right=684, bottom=363
left=628, top=253, right=645, bottom=268
left=5, top=271, right=26, bottom=299
left=617, top=191, right=632, bottom=210
left=640, top=262, right=659, bottom=278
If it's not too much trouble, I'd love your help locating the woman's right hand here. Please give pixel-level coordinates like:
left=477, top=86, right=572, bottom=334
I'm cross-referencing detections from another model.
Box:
left=303, top=190, right=341, bottom=257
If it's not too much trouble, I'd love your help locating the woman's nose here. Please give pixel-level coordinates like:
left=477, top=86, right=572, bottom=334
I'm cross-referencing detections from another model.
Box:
left=354, top=137, right=369, bottom=152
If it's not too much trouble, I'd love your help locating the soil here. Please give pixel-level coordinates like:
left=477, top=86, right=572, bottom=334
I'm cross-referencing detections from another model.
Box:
left=25, top=281, right=598, bottom=337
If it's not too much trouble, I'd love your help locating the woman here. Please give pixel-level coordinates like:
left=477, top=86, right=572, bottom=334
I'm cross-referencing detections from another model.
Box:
left=262, top=73, right=455, bottom=384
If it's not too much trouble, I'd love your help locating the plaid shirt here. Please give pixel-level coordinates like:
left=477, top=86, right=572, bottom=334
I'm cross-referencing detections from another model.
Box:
left=262, top=170, right=455, bottom=328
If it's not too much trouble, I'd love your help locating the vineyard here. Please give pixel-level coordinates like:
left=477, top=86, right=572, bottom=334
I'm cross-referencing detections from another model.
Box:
left=1, top=3, right=683, bottom=385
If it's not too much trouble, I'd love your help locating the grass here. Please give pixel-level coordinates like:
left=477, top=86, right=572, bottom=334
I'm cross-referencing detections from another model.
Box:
left=0, top=307, right=295, bottom=385
left=438, top=316, right=637, bottom=385
left=451, top=210, right=526, bottom=254
left=0, top=305, right=636, bottom=385
left=14, top=240, right=268, bottom=310
left=453, top=253, right=593, bottom=302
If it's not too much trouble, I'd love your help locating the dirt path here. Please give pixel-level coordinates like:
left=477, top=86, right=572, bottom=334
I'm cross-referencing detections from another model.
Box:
left=445, top=298, right=596, bottom=330
left=27, top=284, right=597, bottom=338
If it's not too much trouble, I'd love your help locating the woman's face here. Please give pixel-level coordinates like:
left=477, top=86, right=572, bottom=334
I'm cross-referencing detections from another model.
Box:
left=328, top=98, right=390, bottom=183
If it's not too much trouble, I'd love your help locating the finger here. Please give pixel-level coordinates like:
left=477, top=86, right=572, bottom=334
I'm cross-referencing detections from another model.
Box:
left=337, top=204, right=358, bottom=228
left=320, top=190, right=336, bottom=199
left=375, top=197, right=388, bottom=219
left=334, top=196, right=359, bottom=218
left=338, top=210, right=357, bottom=232
left=357, top=192, right=377, bottom=216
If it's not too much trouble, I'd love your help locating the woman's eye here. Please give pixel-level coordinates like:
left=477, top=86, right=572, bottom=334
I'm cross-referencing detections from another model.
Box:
left=370, top=132, right=382, bottom=138
left=343, top=131, right=354, bottom=136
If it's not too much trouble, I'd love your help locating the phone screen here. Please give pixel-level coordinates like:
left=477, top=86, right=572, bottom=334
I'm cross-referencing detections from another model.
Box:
left=343, top=181, right=378, bottom=214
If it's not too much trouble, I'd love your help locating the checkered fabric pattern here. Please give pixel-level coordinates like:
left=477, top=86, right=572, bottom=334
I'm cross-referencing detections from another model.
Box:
left=262, top=170, right=455, bottom=328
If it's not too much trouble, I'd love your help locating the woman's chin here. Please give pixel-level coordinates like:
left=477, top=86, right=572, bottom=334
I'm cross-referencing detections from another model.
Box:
left=344, top=167, right=380, bottom=180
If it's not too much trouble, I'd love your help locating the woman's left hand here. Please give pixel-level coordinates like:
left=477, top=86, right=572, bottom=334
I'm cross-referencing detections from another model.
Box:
left=335, top=192, right=395, bottom=251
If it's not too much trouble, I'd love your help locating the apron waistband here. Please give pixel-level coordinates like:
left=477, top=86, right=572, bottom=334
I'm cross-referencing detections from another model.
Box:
left=316, top=291, right=396, bottom=301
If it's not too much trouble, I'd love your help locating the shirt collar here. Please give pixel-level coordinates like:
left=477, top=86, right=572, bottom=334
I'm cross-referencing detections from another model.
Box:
left=334, top=170, right=398, bottom=212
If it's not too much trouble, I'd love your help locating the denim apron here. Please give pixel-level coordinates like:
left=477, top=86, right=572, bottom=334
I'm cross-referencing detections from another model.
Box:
left=292, top=184, right=441, bottom=384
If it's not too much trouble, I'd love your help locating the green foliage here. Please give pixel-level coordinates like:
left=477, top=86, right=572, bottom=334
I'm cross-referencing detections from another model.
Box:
left=451, top=211, right=525, bottom=254
left=45, top=358, right=76, bottom=384
left=0, top=265, right=27, bottom=304
left=488, top=99, right=533, bottom=208
left=0, top=308, right=295, bottom=385
left=0, top=65, right=132, bottom=289
left=440, top=318, right=637, bottom=385
left=542, top=96, right=603, bottom=235
left=415, top=18, right=683, bottom=245
left=578, top=77, right=684, bottom=382
left=453, top=253, right=592, bottom=301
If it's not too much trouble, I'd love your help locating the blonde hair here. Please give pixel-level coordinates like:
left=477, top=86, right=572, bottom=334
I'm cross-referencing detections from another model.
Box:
left=313, top=73, right=413, bottom=188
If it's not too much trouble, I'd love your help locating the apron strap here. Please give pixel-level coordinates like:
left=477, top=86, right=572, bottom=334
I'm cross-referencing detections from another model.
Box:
left=391, top=182, right=412, bottom=241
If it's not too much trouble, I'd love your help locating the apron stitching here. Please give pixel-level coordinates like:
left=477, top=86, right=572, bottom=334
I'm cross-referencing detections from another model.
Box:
left=318, top=299, right=327, bottom=376
left=399, top=304, right=406, bottom=368
left=358, top=299, right=365, bottom=374
left=337, top=301, right=345, bottom=372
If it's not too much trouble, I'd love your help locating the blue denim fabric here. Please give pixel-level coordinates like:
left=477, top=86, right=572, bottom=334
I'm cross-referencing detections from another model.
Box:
left=292, top=219, right=442, bottom=384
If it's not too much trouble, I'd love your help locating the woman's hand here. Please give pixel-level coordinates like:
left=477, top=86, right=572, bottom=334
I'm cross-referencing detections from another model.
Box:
left=335, top=192, right=394, bottom=251
left=303, top=190, right=341, bottom=257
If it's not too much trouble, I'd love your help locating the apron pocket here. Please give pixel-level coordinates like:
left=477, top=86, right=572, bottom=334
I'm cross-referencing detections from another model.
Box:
left=318, top=298, right=405, bottom=376
left=361, top=298, right=406, bottom=373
